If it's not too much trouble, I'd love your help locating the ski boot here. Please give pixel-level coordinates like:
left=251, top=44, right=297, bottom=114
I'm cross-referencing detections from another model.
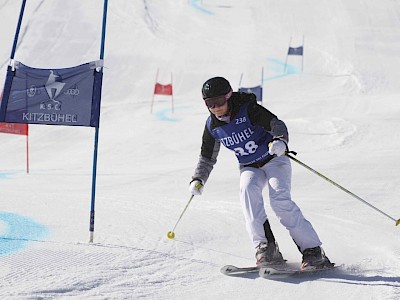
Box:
left=255, top=242, right=285, bottom=267
left=301, top=246, right=334, bottom=270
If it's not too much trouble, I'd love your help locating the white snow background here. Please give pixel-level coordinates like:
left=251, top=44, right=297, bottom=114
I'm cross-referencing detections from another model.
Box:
left=1, top=0, right=400, bottom=299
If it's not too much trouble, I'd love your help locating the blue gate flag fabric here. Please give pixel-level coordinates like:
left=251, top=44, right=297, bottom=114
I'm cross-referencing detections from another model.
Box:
left=288, top=46, right=303, bottom=56
left=0, top=60, right=103, bottom=127
left=238, top=85, right=262, bottom=102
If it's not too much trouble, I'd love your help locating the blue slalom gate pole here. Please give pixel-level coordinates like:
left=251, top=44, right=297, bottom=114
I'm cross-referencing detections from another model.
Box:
left=10, top=0, right=27, bottom=59
left=89, top=0, right=108, bottom=243
left=1, top=0, right=26, bottom=121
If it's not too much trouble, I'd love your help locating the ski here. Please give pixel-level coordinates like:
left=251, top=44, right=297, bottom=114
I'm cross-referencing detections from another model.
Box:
left=259, top=265, right=337, bottom=279
left=220, top=265, right=259, bottom=276
left=221, top=263, right=337, bottom=278
left=221, top=262, right=287, bottom=276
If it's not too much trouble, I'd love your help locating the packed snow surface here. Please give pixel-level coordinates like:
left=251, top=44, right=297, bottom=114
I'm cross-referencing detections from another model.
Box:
left=1, top=0, right=400, bottom=299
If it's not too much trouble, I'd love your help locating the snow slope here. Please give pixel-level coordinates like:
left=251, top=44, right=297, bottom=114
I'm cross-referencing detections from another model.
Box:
left=1, top=0, right=400, bottom=299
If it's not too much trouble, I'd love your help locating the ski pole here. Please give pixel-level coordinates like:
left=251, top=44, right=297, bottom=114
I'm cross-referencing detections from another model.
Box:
left=167, top=194, right=195, bottom=239
left=286, top=152, right=400, bottom=226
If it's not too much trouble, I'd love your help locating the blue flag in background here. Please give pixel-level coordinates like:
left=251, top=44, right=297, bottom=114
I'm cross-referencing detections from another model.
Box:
left=238, top=85, right=263, bottom=102
left=0, top=60, right=103, bottom=127
left=288, top=46, right=304, bottom=56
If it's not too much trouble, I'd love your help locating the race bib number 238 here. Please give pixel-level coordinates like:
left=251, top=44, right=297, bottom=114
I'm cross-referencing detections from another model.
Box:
left=233, top=141, right=258, bottom=156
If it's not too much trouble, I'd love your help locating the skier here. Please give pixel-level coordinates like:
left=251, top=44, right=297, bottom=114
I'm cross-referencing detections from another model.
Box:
left=189, top=76, right=333, bottom=270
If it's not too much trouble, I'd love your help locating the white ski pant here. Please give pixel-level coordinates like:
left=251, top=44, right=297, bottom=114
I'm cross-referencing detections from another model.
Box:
left=239, top=156, right=322, bottom=252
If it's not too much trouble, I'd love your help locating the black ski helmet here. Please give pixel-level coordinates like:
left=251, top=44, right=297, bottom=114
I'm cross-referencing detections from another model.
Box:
left=202, top=77, right=232, bottom=99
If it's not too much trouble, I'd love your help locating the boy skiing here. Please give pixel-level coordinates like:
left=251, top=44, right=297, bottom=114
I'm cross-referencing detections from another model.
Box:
left=190, top=76, right=333, bottom=270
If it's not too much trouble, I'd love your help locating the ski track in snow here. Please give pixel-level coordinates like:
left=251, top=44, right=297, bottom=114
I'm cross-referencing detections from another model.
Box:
left=0, top=241, right=218, bottom=299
